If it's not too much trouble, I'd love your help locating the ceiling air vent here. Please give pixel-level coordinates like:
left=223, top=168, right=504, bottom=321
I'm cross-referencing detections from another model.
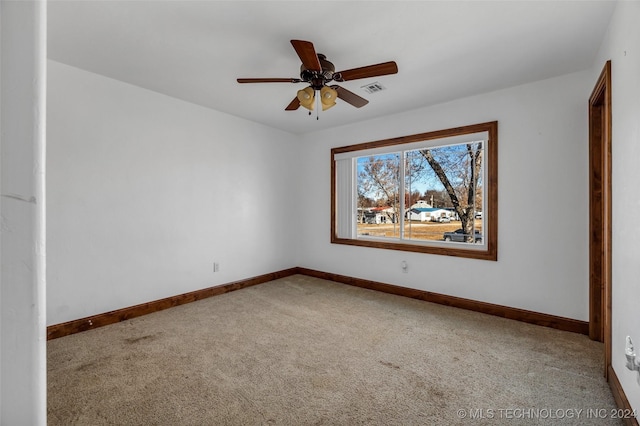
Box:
left=361, top=82, right=386, bottom=94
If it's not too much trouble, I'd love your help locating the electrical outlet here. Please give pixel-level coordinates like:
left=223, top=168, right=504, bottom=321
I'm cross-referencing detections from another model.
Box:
left=624, top=336, right=640, bottom=385
left=401, top=260, right=408, bottom=273
left=213, top=262, right=219, bottom=273
left=625, top=336, right=635, bottom=369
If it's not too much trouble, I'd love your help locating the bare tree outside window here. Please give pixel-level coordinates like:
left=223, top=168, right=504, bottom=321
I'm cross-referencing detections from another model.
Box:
left=419, top=142, right=483, bottom=243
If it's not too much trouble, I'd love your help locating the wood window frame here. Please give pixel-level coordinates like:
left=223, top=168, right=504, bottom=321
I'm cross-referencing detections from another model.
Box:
left=331, top=121, right=498, bottom=261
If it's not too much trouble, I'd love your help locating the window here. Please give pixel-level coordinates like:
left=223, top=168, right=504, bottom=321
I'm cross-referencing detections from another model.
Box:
left=331, top=121, right=497, bottom=260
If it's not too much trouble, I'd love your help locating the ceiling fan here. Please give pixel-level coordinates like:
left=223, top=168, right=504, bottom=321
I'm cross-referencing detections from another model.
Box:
left=237, top=40, right=398, bottom=112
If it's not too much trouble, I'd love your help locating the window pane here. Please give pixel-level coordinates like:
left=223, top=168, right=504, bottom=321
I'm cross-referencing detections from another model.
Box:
left=405, top=143, right=484, bottom=244
left=356, top=153, right=401, bottom=239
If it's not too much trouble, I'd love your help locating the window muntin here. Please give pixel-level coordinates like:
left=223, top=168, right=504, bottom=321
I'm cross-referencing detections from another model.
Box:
left=331, top=122, right=497, bottom=261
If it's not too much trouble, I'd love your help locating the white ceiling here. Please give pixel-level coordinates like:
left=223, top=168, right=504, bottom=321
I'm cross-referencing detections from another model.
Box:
left=48, top=1, right=616, bottom=134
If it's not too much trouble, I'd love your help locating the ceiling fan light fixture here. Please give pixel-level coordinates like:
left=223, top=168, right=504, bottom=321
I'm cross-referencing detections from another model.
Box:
left=297, top=86, right=315, bottom=111
left=320, top=86, right=337, bottom=110
left=321, top=101, right=336, bottom=111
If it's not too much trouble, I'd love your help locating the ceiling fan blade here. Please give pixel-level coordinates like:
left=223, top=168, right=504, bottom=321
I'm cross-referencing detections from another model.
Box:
left=290, top=40, right=322, bottom=72
left=237, top=78, right=301, bottom=83
left=335, top=61, right=398, bottom=81
left=331, top=85, right=369, bottom=108
left=285, top=97, right=300, bottom=111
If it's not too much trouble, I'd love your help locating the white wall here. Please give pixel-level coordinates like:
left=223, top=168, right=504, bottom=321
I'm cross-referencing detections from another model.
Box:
left=47, top=60, right=300, bottom=325
left=298, top=70, right=593, bottom=321
left=594, top=0, right=640, bottom=412
left=0, top=1, right=47, bottom=424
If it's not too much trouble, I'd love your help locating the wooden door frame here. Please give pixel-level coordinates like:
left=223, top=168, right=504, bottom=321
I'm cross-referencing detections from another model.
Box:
left=588, top=60, right=612, bottom=377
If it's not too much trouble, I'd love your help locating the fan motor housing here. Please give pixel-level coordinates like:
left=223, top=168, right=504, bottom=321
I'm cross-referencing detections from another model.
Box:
left=300, top=54, right=336, bottom=89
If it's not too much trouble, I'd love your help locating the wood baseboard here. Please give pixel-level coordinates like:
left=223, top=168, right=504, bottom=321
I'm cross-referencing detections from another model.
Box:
left=608, top=365, right=640, bottom=426
left=48, top=266, right=589, bottom=340
left=46, top=268, right=299, bottom=340
left=296, top=267, right=589, bottom=335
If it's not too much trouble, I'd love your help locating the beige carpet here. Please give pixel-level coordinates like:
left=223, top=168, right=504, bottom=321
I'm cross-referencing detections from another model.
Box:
left=48, top=275, right=620, bottom=425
